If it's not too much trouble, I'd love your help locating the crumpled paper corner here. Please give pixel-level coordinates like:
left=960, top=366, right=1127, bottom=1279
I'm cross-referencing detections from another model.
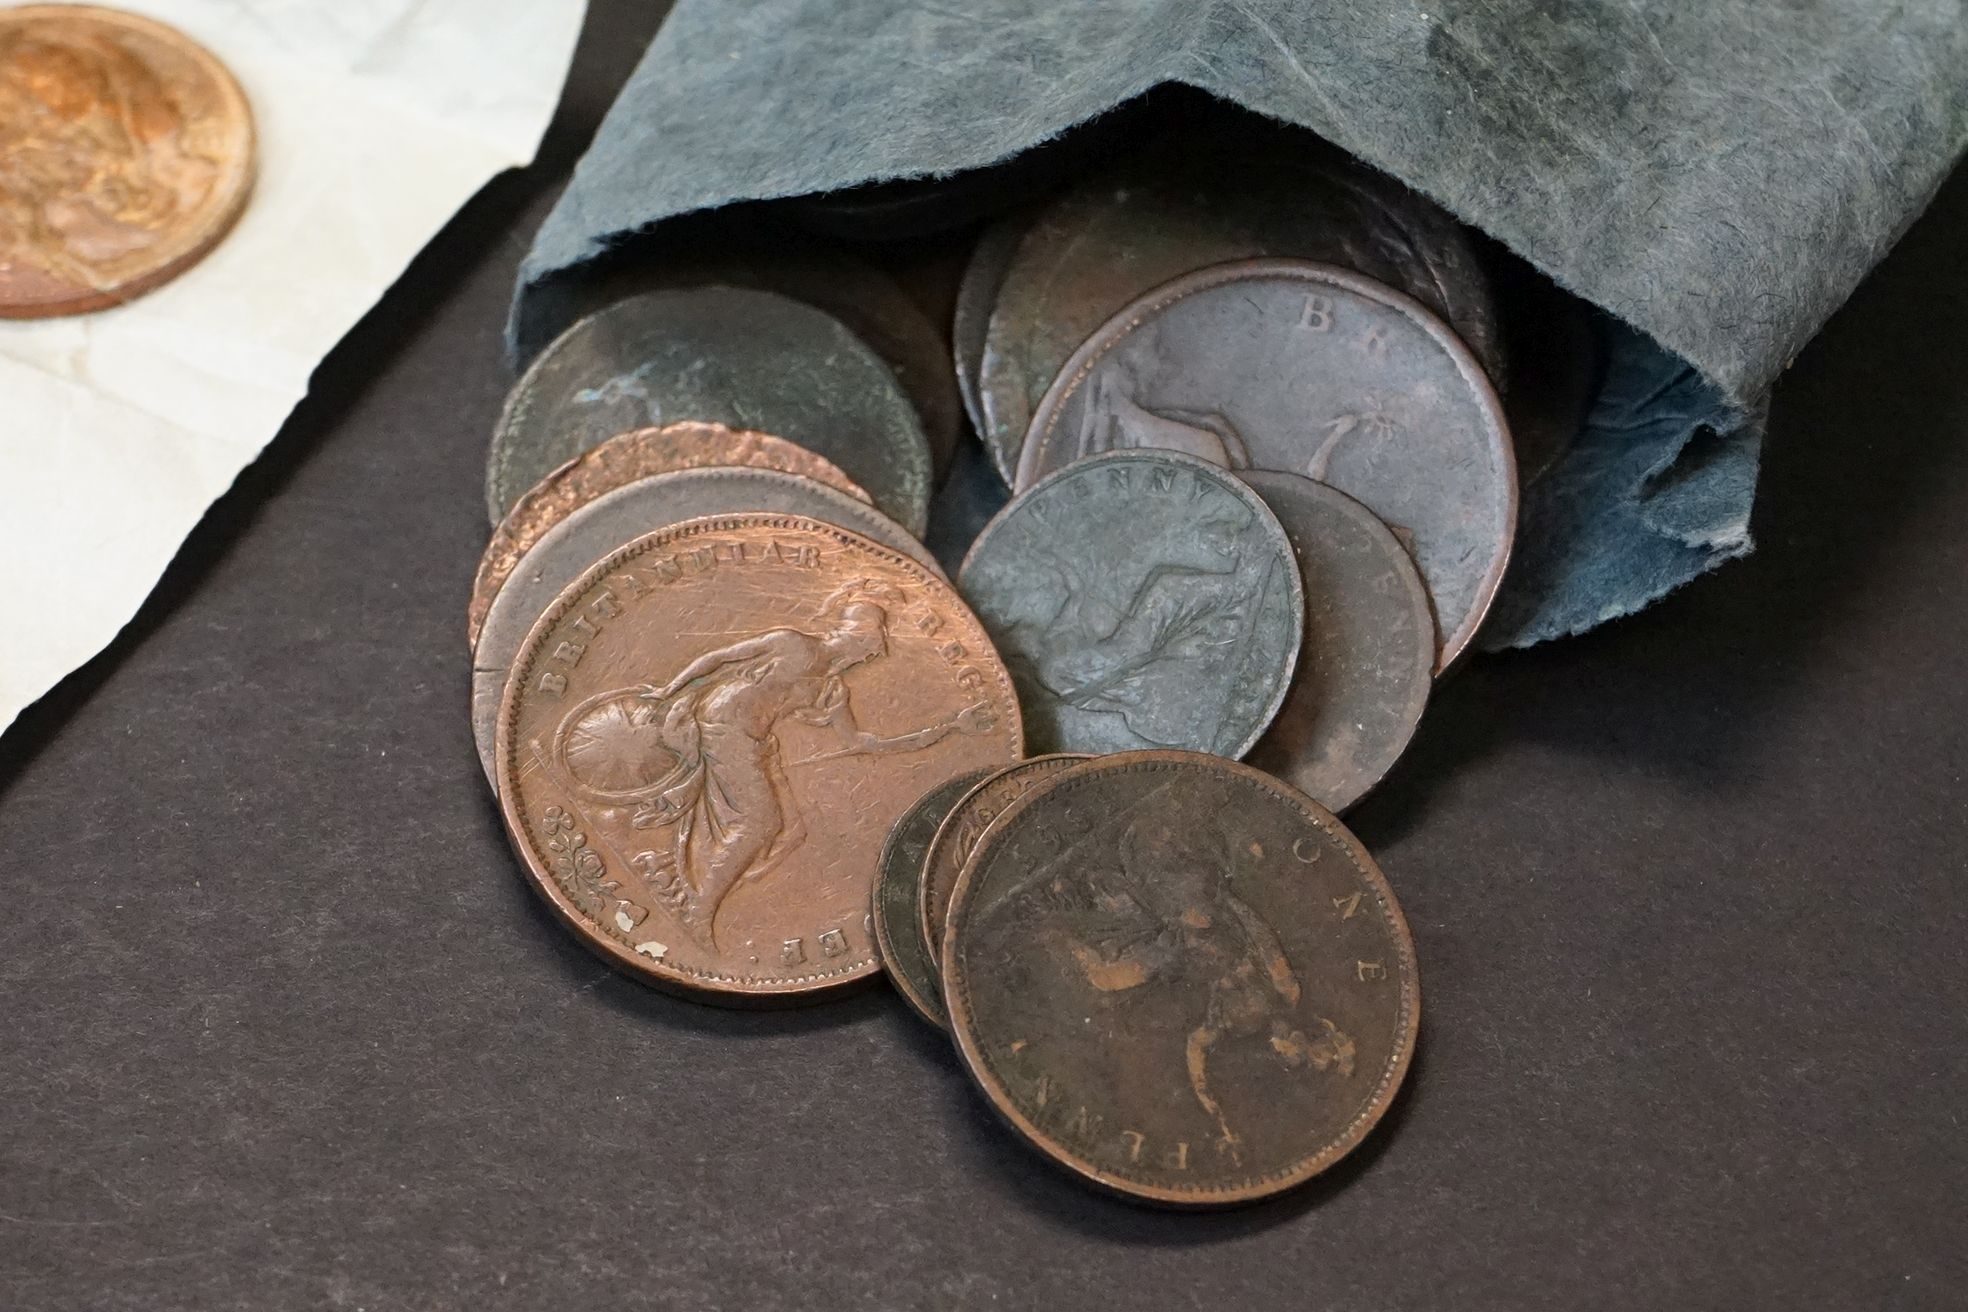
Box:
left=0, top=0, right=587, bottom=738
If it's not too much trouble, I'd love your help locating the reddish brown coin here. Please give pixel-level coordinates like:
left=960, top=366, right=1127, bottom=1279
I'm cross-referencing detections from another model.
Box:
left=942, top=751, right=1420, bottom=1206
left=495, top=515, right=1022, bottom=1003
left=0, top=6, right=255, bottom=317
left=467, top=422, right=871, bottom=648
left=918, top=754, right=1089, bottom=962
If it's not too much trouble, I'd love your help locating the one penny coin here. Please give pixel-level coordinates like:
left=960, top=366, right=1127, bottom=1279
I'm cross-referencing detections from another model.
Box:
left=1240, top=472, right=1435, bottom=815
left=958, top=450, right=1302, bottom=757
left=471, top=466, right=942, bottom=782
left=467, top=422, right=870, bottom=648
left=496, top=515, right=1023, bottom=1003
left=942, top=750, right=1419, bottom=1206
left=1020, top=259, right=1516, bottom=671
left=871, top=768, right=994, bottom=1028
left=977, top=141, right=1501, bottom=479
left=918, top=754, right=1088, bottom=963
left=0, top=6, right=255, bottom=317
left=485, top=287, right=933, bottom=535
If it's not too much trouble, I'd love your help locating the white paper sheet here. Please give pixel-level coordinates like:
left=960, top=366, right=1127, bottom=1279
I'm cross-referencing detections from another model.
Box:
left=0, top=0, right=586, bottom=737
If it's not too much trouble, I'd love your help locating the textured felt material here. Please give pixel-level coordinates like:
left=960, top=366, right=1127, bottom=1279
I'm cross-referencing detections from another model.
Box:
left=1, top=5, right=1964, bottom=1304
left=508, top=0, right=1966, bottom=646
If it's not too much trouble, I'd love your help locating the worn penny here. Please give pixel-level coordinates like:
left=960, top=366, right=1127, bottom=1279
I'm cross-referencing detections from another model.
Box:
left=942, top=750, right=1419, bottom=1205
left=486, top=287, right=933, bottom=534
left=1240, top=472, right=1435, bottom=814
left=472, top=467, right=942, bottom=782
left=918, top=754, right=1089, bottom=965
left=977, top=138, right=1501, bottom=479
left=871, top=768, right=994, bottom=1028
left=1020, top=259, right=1516, bottom=671
left=468, top=422, right=870, bottom=648
left=952, top=210, right=1029, bottom=478
left=496, top=515, right=1023, bottom=1003
left=0, top=5, right=254, bottom=317
left=957, top=450, right=1302, bottom=757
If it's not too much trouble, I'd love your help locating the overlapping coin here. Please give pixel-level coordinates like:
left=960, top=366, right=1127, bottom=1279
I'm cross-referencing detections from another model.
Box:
left=940, top=751, right=1419, bottom=1206
left=0, top=5, right=255, bottom=317
left=958, top=450, right=1303, bottom=756
left=495, top=515, right=1022, bottom=1002
left=1020, top=258, right=1516, bottom=671
left=486, top=287, right=934, bottom=534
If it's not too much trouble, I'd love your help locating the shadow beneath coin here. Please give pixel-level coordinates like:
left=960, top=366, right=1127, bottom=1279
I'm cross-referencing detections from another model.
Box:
left=0, top=5, right=671, bottom=803
left=1346, top=158, right=1968, bottom=837
left=937, top=1029, right=1425, bottom=1243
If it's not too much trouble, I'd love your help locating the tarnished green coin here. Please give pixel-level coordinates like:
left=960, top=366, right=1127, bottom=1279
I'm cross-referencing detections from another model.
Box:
left=487, top=287, right=933, bottom=535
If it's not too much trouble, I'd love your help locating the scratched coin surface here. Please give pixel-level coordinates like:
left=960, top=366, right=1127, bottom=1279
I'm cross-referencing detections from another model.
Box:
left=472, top=467, right=942, bottom=781
left=942, top=750, right=1419, bottom=1205
left=957, top=450, right=1302, bottom=757
left=468, top=422, right=870, bottom=648
left=918, top=754, right=1089, bottom=963
left=1240, top=472, right=1435, bottom=814
left=977, top=139, right=1500, bottom=477
left=871, top=768, right=994, bottom=1028
left=536, top=240, right=963, bottom=483
left=0, top=5, right=255, bottom=318
left=1020, top=259, right=1515, bottom=671
left=486, top=287, right=933, bottom=534
left=496, top=515, right=1023, bottom=1002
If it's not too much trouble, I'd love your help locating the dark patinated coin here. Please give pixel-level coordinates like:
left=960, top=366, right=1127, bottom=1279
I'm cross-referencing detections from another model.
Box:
left=957, top=450, right=1303, bottom=757
left=952, top=211, right=1029, bottom=479
left=472, top=466, right=942, bottom=782
left=871, top=768, right=994, bottom=1028
left=486, top=287, right=933, bottom=534
left=977, top=141, right=1502, bottom=479
left=1020, top=259, right=1515, bottom=672
left=1240, top=472, right=1435, bottom=814
left=942, top=750, right=1419, bottom=1206
left=918, top=754, right=1089, bottom=962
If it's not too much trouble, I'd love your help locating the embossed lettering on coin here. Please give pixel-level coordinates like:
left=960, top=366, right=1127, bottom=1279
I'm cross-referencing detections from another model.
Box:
left=919, top=754, right=1087, bottom=962
left=1020, top=259, right=1515, bottom=671
left=942, top=751, right=1419, bottom=1205
left=468, top=421, right=871, bottom=648
left=472, top=466, right=943, bottom=782
left=958, top=450, right=1302, bottom=757
left=496, top=516, right=1022, bottom=1002
left=872, top=769, right=993, bottom=1028
left=0, top=5, right=255, bottom=317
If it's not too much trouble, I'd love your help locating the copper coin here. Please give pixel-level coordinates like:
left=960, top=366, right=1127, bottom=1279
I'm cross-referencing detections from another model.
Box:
left=517, top=238, right=962, bottom=484
left=1020, top=259, right=1516, bottom=672
left=977, top=139, right=1501, bottom=478
left=0, top=6, right=254, bottom=318
left=952, top=210, right=1029, bottom=475
left=942, top=750, right=1419, bottom=1206
left=472, top=466, right=942, bottom=783
left=496, top=515, right=1023, bottom=1003
left=957, top=450, right=1303, bottom=757
left=871, top=768, right=994, bottom=1028
left=1240, top=472, right=1435, bottom=814
left=468, top=422, right=871, bottom=648
left=917, top=754, right=1089, bottom=964
left=486, top=287, right=933, bottom=534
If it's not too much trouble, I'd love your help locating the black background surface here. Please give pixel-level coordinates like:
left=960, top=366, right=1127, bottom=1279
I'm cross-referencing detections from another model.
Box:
left=2, top=4, right=1963, bottom=1307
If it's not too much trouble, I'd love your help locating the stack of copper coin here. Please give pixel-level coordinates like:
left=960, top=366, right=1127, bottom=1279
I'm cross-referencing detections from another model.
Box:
left=471, top=110, right=1601, bottom=1207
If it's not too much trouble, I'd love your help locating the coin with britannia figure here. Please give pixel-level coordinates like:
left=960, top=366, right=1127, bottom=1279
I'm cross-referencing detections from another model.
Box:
left=1020, top=259, right=1515, bottom=670
left=941, top=751, right=1419, bottom=1205
left=957, top=450, right=1302, bottom=757
left=0, top=6, right=255, bottom=317
left=496, top=515, right=1022, bottom=1003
